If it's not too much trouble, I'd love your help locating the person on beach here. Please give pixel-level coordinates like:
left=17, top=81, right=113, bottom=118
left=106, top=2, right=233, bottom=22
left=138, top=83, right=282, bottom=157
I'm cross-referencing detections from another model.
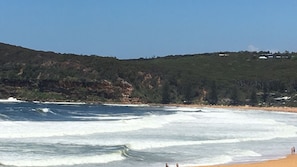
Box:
left=291, top=146, right=295, bottom=154
left=165, top=163, right=178, bottom=167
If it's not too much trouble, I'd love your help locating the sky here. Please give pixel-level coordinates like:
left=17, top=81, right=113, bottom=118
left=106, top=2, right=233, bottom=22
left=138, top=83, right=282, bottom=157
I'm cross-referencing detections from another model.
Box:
left=0, top=0, right=297, bottom=59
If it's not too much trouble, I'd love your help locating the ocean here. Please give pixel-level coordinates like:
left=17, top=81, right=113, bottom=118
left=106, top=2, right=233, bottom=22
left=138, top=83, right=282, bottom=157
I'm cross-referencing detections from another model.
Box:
left=0, top=102, right=297, bottom=167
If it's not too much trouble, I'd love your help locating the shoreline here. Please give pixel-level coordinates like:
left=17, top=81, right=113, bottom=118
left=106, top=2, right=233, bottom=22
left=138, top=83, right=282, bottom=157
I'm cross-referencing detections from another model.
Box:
left=160, top=103, right=297, bottom=167
left=3, top=96, right=297, bottom=113
left=179, top=104, right=297, bottom=167
left=194, top=154, right=297, bottom=167
left=166, top=103, right=297, bottom=113
left=1, top=101, right=297, bottom=166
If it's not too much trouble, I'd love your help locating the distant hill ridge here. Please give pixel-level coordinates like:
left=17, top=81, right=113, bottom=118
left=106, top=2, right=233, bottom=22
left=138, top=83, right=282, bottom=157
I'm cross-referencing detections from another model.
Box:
left=1, top=42, right=297, bottom=106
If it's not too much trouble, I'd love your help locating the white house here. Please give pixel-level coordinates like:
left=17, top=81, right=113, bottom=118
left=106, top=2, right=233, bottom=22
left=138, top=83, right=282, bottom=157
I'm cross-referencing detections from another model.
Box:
left=259, top=56, right=268, bottom=60
left=219, top=53, right=229, bottom=57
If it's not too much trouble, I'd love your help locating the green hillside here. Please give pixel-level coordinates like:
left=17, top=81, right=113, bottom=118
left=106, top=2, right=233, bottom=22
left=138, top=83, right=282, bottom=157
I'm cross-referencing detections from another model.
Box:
left=1, top=42, right=297, bottom=106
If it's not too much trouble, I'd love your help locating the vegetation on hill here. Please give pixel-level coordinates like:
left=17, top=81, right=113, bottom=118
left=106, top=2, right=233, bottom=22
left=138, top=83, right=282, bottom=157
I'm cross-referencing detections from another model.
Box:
left=1, top=42, right=297, bottom=106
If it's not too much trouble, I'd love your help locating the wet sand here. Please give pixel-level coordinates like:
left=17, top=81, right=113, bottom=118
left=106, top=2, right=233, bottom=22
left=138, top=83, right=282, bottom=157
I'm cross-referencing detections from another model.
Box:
left=195, top=154, right=297, bottom=167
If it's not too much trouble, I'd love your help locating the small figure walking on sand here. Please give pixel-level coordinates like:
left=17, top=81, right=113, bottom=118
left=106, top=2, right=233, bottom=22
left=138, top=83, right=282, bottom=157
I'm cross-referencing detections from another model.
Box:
left=165, top=163, right=169, bottom=167
left=176, top=163, right=179, bottom=167
left=291, top=146, right=295, bottom=154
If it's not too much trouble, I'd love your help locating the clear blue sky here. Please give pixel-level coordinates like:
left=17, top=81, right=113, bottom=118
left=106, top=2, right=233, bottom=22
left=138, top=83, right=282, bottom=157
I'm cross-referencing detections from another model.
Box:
left=1, top=0, right=296, bottom=59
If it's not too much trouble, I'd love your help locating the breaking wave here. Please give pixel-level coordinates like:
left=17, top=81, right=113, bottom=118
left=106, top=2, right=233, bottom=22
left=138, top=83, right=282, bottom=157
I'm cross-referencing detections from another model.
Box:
left=0, top=113, right=196, bottom=138
left=0, top=153, right=124, bottom=167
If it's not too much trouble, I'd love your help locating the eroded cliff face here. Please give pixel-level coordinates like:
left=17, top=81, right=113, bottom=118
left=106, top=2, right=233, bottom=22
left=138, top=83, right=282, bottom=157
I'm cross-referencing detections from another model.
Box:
left=116, top=78, right=136, bottom=103
left=0, top=43, right=164, bottom=103
left=0, top=73, right=160, bottom=103
left=0, top=49, right=162, bottom=103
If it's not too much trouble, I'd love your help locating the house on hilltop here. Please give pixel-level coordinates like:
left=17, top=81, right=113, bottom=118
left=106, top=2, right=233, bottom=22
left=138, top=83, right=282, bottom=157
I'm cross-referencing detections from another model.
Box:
left=258, top=53, right=291, bottom=60
left=259, top=56, right=268, bottom=60
left=219, top=52, right=229, bottom=57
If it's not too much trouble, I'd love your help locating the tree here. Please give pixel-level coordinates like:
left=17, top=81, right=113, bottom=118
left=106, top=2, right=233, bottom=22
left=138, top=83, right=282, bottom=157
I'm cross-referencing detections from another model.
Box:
left=182, top=82, right=194, bottom=102
left=230, top=87, right=240, bottom=105
left=250, top=89, right=258, bottom=106
left=208, top=81, right=218, bottom=105
left=262, top=83, right=269, bottom=103
left=161, top=81, right=170, bottom=104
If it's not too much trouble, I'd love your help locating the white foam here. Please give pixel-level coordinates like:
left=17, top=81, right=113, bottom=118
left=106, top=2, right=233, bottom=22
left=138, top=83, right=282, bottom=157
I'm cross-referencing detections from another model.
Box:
left=40, top=108, right=50, bottom=113
left=127, top=138, right=268, bottom=150
left=0, top=113, right=196, bottom=138
left=33, top=108, right=56, bottom=114
left=103, top=103, right=150, bottom=107
left=189, top=110, right=297, bottom=139
left=2, top=110, right=296, bottom=152
left=164, top=106, right=202, bottom=112
left=229, top=149, right=262, bottom=157
left=0, top=97, right=24, bottom=103
left=41, top=101, right=86, bottom=105
left=42, top=136, right=280, bottom=151
left=183, top=155, right=233, bottom=167
left=70, top=115, right=141, bottom=120
left=0, top=152, right=124, bottom=166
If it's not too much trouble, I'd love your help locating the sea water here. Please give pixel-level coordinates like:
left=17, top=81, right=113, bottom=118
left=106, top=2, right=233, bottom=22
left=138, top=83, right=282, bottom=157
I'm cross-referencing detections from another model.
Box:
left=0, top=102, right=297, bottom=167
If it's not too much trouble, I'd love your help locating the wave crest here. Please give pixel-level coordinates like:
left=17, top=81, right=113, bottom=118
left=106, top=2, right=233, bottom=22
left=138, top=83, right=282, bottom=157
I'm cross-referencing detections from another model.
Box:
left=1, top=153, right=124, bottom=167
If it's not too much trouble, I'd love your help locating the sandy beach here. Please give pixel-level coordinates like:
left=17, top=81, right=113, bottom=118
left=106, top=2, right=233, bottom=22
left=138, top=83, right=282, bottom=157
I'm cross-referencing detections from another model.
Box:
left=208, top=105, right=297, bottom=113
left=195, top=154, right=297, bottom=167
